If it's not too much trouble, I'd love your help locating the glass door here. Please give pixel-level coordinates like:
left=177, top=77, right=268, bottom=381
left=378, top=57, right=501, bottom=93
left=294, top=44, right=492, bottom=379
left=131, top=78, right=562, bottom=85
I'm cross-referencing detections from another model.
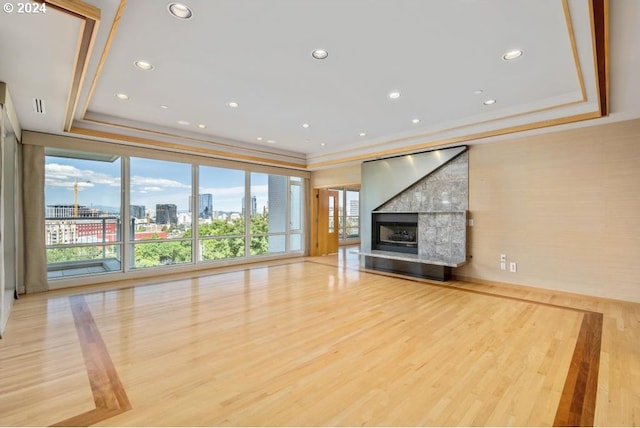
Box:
left=0, top=102, right=18, bottom=337
left=328, top=186, right=360, bottom=243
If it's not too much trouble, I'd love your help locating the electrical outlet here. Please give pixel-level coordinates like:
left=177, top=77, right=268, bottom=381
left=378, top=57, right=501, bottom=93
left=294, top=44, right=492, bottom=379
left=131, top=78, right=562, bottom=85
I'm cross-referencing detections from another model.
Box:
left=500, top=262, right=506, bottom=270
left=500, top=254, right=507, bottom=262
left=510, top=262, right=517, bottom=273
left=468, top=219, right=474, bottom=227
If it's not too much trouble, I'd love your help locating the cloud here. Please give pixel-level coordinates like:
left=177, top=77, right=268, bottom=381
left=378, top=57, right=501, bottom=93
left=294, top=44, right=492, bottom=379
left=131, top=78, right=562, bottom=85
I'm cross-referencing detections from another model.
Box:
left=200, top=184, right=268, bottom=197
left=45, top=163, right=120, bottom=189
left=131, top=176, right=190, bottom=190
left=44, top=161, right=276, bottom=212
left=45, top=163, right=82, bottom=179
left=45, top=164, right=188, bottom=192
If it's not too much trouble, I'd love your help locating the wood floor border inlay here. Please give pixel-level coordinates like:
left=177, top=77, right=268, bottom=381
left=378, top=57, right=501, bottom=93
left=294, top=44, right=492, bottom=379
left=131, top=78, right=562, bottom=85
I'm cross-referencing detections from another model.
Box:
left=554, top=311, right=603, bottom=427
left=50, top=295, right=132, bottom=427
left=49, top=259, right=604, bottom=426
left=305, top=259, right=605, bottom=426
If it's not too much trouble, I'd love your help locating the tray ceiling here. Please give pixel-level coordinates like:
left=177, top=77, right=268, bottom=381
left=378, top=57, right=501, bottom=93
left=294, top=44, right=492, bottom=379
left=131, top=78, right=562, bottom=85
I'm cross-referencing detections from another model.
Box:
left=0, top=0, right=629, bottom=169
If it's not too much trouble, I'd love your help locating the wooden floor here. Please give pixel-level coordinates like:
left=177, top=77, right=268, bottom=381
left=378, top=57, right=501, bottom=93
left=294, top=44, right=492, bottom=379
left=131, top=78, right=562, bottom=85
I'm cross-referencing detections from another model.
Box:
left=0, top=247, right=639, bottom=426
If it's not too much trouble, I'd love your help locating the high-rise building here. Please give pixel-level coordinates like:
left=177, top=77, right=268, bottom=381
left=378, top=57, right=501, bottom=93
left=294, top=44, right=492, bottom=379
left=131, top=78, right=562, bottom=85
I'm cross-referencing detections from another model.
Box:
left=189, top=194, right=213, bottom=219
left=155, top=204, right=178, bottom=225
left=349, top=200, right=359, bottom=217
left=267, top=175, right=287, bottom=252
left=241, top=195, right=257, bottom=216
left=130, top=205, right=146, bottom=219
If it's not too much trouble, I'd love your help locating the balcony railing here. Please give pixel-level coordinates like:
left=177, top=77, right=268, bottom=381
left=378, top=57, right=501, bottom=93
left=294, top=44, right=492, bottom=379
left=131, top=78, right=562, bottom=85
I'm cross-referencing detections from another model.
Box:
left=45, top=216, right=121, bottom=245
left=339, top=215, right=360, bottom=240
left=45, top=216, right=122, bottom=278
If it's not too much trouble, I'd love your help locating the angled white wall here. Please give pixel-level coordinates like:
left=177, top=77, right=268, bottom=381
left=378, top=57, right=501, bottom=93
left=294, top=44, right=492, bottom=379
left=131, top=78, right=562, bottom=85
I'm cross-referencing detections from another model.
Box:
left=360, top=146, right=467, bottom=254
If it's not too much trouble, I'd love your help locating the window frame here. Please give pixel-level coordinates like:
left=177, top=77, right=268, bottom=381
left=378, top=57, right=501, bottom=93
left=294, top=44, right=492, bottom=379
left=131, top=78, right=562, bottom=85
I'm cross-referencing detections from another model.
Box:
left=44, top=147, right=307, bottom=284
left=44, top=151, right=124, bottom=279
left=328, top=186, right=361, bottom=243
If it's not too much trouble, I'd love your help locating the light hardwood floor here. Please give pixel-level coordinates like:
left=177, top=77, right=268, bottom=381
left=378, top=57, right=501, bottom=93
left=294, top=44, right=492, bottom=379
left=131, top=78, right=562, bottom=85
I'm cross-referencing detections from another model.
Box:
left=0, top=247, right=638, bottom=426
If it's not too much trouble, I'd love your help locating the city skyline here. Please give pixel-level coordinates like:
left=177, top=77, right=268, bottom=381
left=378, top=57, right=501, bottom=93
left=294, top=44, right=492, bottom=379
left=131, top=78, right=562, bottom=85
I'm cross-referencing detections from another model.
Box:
left=190, top=194, right=213, bottom=219
left=45, top=156, right=271, bottom=213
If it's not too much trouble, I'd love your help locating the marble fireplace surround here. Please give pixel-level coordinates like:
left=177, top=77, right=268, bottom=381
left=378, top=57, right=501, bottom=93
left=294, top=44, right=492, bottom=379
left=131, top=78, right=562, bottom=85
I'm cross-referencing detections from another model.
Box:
left=371, top=211, right=467, bottom=266
left=360, top=146, right=469, bottom=276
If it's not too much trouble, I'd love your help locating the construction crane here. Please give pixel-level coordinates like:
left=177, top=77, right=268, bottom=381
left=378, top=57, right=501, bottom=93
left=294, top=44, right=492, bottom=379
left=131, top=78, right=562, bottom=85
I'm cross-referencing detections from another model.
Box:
left=73, top=180, right=90, bottom=217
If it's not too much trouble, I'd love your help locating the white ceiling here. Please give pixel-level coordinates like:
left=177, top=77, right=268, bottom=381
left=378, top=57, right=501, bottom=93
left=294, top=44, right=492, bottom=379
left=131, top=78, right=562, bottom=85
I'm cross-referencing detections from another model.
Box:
left=1, top=0, right=639, bottom=169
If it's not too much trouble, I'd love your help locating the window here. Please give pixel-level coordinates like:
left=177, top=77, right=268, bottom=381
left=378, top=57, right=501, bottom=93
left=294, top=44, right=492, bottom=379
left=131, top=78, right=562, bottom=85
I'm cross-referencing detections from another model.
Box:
left=130, top=158, right=192, bottom=268
left=45, top=150, right=122, bottom=279
left=44, top=149, right=306, bottom=281
left=290, top=177, right=304, bottom=251
left=330, top=186, right=360, bottom=242
left=249, top=173, right=304, bottom=255
left=251, top=172, right=286, bottom=255
left=345, top=189, right=360, bottom=239
left=198, top=166, right=245, bottom=261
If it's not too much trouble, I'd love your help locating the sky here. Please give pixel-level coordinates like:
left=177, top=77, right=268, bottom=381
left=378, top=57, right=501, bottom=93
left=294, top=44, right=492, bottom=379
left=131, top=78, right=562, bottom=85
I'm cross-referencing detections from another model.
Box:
left=44, top=155, right=271, bottom=214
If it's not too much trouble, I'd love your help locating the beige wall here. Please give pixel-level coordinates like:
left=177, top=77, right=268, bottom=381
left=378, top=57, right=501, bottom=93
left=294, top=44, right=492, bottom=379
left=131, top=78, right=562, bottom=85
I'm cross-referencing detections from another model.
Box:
left=341, top=119, right=640, bottom=302
left=310, top=164, right=361, bottom=189
left=457, top=118, right=640, bottom=302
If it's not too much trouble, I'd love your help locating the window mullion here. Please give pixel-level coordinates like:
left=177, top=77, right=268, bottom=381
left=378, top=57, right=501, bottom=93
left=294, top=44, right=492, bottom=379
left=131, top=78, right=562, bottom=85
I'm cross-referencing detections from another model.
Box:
left=244, top=170, right=251, bottom=258
left=192, top=164, right=199, bottom=264
left=122, top=156, right=131, bottom=272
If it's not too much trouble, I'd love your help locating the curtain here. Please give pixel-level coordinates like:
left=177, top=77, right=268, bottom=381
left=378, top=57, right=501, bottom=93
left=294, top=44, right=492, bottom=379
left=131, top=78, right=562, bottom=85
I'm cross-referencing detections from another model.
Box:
left=22, top=144, right=47, bottom=293
left=15, top=141, right=24, bottom=295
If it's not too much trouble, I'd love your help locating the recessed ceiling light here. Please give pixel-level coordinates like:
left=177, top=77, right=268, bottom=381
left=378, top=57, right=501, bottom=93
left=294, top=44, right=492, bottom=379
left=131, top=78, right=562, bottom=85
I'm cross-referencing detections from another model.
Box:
left=227, top=101, right=239, bottom=108
left=302, top=123, right=310, bottom=129
left=160, top=105, right=169, bottom=109
left=134, top=60, right=153, bottom=71
left=473, top=89, right=484, bottom=95
left=388, top=91, right=401, bottom=99
left=311, top=49, right=328, bottom=60
left=320, top=143, right=326, bottom=146
left=412, top=118, right=420, bottom=124
left=256, top=137, right=263, bottom=141
left=502, top=49, right=523, bottom=61
left=359, top=132, right=366, bottom=137
left=483, top=99, right=496, bottom=105
left=115, top=93, right=129, bottom=100
left=167, top=2, right=192, bottom=19
left=266, top=139, right=276, bottom=144
left=197, top=124, right=206, bottom=129
left=177, top=120, right=190, bottom=125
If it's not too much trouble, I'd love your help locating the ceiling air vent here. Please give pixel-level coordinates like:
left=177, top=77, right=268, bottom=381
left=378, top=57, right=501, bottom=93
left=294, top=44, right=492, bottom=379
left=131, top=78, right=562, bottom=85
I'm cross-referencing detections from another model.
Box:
left=32, top=98, right=46, bottom=114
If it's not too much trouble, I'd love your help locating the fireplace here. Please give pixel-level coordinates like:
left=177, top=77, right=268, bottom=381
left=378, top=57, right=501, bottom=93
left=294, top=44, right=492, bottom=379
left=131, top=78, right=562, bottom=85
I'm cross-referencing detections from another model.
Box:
left=372, top=213, right=418, bottom=254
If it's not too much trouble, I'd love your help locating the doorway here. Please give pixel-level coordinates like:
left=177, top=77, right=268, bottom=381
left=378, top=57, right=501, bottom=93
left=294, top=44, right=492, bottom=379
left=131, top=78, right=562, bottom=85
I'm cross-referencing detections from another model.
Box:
left=312, top=188, right=339, bottom=255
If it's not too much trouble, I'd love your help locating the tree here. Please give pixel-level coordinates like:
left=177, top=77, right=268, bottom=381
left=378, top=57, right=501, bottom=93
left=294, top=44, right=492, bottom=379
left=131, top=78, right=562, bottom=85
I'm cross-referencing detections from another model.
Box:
left=134, top=240, right=192, bottom=268
left=250, top=214, right=269, bottom=255
left=47, top=246, right=103, bottom=263
left=202, top=237, right=244, bottom=260
left=131, top=213, right=273, bottom=266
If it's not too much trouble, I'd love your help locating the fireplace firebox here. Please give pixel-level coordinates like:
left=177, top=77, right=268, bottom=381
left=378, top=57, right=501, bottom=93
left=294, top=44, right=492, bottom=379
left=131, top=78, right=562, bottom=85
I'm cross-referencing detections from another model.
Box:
left=372, top=213, right=418, bottom=254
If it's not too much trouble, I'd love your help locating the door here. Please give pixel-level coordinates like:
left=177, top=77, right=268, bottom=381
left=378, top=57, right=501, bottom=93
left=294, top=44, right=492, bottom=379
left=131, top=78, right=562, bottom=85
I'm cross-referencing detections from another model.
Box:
left=315, top=188, right=339, bottom=255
